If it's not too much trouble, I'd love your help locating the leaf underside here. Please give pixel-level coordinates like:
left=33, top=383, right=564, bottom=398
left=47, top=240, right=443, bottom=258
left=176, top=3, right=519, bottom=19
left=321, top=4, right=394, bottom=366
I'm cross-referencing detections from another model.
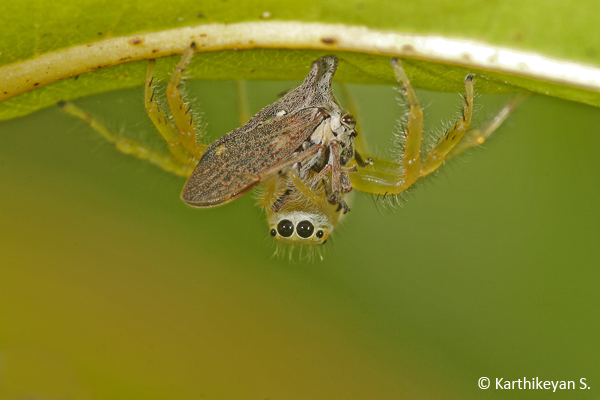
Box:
left=1, top=0, right=599, bottom=122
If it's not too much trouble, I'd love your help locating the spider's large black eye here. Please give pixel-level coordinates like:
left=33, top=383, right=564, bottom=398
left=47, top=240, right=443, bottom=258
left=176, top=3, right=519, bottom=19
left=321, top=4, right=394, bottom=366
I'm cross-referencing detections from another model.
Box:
left=277, top=220, right=294, bottom=237
left=296, top=220, right=315, bottom=238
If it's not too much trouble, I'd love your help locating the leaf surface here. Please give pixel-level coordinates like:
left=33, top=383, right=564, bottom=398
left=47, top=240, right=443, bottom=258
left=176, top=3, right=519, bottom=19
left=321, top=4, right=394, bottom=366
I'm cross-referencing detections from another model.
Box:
left=1, top=0, right=599, bottom=122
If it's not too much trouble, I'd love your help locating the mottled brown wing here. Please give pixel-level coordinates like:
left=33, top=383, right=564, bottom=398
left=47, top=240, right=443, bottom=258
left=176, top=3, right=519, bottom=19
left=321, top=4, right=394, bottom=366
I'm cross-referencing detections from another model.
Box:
left=181, top=107, right=325, bottom=207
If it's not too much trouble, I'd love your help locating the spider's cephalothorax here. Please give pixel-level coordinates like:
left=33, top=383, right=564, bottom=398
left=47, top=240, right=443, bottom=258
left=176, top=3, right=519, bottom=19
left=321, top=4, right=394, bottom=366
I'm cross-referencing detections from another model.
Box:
left=60, top=43, right=525, bottom=248
left=260, top=169, right=348, bottom=245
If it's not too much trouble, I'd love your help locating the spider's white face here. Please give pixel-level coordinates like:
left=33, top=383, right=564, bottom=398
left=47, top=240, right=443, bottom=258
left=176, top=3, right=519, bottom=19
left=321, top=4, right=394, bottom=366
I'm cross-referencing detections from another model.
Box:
left=268, top=210, right=332, bottom=245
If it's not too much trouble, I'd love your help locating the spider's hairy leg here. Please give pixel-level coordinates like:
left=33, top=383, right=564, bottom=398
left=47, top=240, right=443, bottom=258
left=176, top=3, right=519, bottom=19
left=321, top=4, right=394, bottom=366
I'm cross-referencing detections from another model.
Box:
left=391, top=58, right=424, bottom=190
left=165, top=42, right=208, bottom=160
left=58, top=101, right=192, bottom=177
left=348, top=59, right=424, bottom=197
left=446, top=92, right=531, bottom=159
left=349, top=61, right=525, bottom=199
left=419, top=74, right=474, bottom=178
left=145, top=58, right=198, bottom=168
left=286, top=169, right=326, bottom=206
left=348, top=156, right=405, bottom=196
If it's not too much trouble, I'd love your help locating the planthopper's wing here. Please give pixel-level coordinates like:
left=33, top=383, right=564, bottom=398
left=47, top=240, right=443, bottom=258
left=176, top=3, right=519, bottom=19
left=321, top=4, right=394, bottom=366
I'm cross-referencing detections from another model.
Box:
left=181, top=55, right=340, bottom=208
left=181, top=107, right=326, bottom=208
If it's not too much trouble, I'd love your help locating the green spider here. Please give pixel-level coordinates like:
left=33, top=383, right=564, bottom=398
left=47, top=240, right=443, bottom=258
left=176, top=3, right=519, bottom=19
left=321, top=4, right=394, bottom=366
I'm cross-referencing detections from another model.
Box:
left=61, top=44, right=524, bottom=247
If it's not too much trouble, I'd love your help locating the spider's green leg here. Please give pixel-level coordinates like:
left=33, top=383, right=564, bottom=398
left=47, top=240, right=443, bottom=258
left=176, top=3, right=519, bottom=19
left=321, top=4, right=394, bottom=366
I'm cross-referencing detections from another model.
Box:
left=349, top=60, right=525, bottom=197
left=58, top=101, right=192, bottom=177
left=419, top=74, right=474, bottom=178
left=287, top=169, right=326, bottom=206
left=165, top=43, right=208, bottom=159
left=446, top=92, right=530, bottom=160
left=349, top=59, right=424, bottom=195
left=348, top=156, right=404, bottom=195
left=145, top=59, right=198, bottom=168
left=391, top=58, right=424, bottom=190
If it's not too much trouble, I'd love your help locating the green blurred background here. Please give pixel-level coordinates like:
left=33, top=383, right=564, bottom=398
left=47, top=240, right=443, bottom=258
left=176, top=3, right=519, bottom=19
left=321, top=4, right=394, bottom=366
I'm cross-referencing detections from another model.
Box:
left=1, top=56, right=599, bottom=399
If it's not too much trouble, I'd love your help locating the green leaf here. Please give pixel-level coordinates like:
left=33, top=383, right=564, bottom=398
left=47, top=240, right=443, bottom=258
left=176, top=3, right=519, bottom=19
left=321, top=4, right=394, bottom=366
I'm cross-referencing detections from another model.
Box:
left=1, top=0, right=600, bottom=122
